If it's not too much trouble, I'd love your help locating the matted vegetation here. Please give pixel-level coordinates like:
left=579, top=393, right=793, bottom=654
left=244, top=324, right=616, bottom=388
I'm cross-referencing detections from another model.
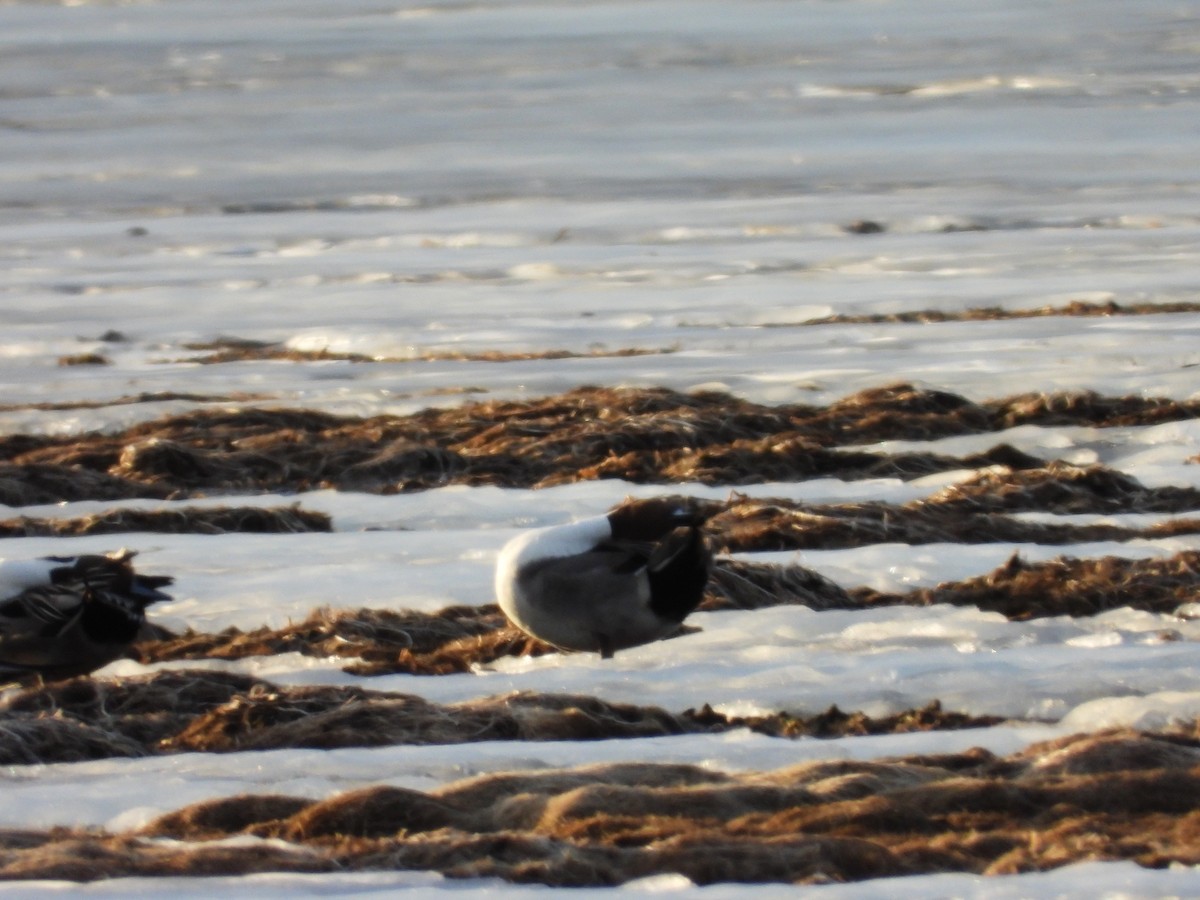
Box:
left=0, top=391, right=268, bottom=414
left=1, top=384, right=1198, bottom=502
left=0, top=505, right=330, bottom=537
left=790, top=298, right=1200, bottom=326
left=173, top=337, right=674, bottom=366
left=0, top=725, right=1196, bottom=883
left=0, top=671, right=1002, bottom=764
left=2, top=381, right=1199, bottom=885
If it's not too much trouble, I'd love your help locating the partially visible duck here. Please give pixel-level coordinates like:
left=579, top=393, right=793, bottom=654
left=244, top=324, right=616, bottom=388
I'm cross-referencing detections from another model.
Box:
left=0, top=550, right=174, bottom=682
left=495, top=497, right=711, bottom=658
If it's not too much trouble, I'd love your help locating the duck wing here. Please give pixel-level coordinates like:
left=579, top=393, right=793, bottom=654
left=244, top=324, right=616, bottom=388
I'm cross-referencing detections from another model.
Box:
left=0, top=583, right=86, bottom=638
left=575, top=528, right=710, bottom=622
left=0, top=586, right=94, bottom=677
left=512, top=545, right=672, bottom=655
left=518, top=545, right=651, bottom=610
left=591, top=539, right=655, bottom=574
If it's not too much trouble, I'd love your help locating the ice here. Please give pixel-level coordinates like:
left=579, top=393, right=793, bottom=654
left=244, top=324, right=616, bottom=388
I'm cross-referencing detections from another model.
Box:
left=1060, top=690, right=1200, bottom=733
left=1, top=856, right=1199, bottom=900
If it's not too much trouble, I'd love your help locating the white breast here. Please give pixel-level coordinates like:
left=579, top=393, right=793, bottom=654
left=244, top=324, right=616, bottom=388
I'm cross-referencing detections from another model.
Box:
left=494, top=515, right=612, bottom=618
left=0, top=559, right=60, bottom=598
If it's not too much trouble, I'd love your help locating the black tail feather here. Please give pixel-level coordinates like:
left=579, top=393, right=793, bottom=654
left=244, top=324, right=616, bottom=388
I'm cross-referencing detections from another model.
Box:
left=646, top=527, right=711, bottom=622
left=130, top=573, right=175, bottom=606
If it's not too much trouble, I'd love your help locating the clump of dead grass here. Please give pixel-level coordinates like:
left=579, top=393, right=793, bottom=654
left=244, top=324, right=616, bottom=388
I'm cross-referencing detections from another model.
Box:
left=858, top=550, right=1200, bottom=619
left=174, top=339, right=673, bottom=366
left=2, top=384, right=1197, bottom=502
left=0, top=462, right=170, bottom=505
left=924, top=461, right=1200, bottom=513
left=56, top=353, right=110, bottom=367
left=2, top=727, right=1198, bottom=884
left=700, top=482, right=1200, bottom=554
left=137, top=604, right=514, bottom=670
left=0, top=391, right=265, bottom=414
left=0, top=672, right=1000, bottom=763
left=0, top=714, right=147, bottom=765
left=0, top=505, right=330, bottom=537
left=706, top=547, right=1200, bottom=622
left=797, top=298, right=1200, bottom=326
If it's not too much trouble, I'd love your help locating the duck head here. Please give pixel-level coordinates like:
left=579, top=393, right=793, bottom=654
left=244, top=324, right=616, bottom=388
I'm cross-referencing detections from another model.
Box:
left=606, top=496, right=707, bottom=542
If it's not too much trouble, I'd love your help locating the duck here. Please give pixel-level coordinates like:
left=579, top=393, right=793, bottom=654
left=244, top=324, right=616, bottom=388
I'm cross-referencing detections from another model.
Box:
left=0, top=549, right=174, bottom=682
left=495, top=497, right=711, bottom=658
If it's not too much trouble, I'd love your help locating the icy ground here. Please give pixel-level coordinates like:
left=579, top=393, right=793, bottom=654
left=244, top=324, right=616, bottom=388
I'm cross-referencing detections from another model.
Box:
left=3, top=0, right=1200, bottom=895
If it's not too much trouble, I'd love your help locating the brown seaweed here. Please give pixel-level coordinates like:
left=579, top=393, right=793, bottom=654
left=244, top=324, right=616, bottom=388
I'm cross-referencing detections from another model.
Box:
left=0, top=727, right=1197, bottom=884
left=0, top=671, right=999, bottom=764
left=0, top=505, right=330, bottom=537
left=1, top=385, right=1197, bottom=501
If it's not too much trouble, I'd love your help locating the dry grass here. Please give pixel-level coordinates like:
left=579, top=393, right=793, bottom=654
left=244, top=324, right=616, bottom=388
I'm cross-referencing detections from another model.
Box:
left=857, top=550, right=1200, bottom=620
left=1, top=384, right=1198, bottom=502
left=0, top=671, right=999, bottom=764
left=174, top=340, right=673, bottom=366
left=794, top=298, right=1200, bottom=326
left=0, top=505, right=330, bottom=537
left=56, top=353, right=110, bottom=367
left=0, top=726, right=1196, bottom=884
left=3, top=379, right=1199, bottom=886
left=0, top=391, right=268, bottom=414
left=699, top=480, right=1200, bottom=553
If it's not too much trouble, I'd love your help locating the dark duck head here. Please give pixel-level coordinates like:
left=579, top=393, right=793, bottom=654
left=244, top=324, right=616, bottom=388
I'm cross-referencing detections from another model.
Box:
left=495, top=497, right=712, bottom=658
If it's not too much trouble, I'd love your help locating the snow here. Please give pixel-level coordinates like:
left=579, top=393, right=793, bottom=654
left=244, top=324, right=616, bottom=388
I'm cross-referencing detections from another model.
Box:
left=0, top=864, right=1045, bottom=899
left=7, top=862, right=1200, bottom=899
left=2, top=0, right=1200, bottom=895
left=0, top=724, right=1065, bottom=835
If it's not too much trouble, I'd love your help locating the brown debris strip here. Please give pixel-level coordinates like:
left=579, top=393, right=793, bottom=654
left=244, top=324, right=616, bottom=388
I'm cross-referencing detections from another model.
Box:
left=0, top=391, right=268, bottom=414
left=137, top=604, right=520, bottom=672
left=0, top=728, right=1197, bottom=884
left=924, top=461, right=1200, bottom=514
left=700, top=477, right=1200, bottom=554
left=795, top=298, right=1200, bottom=327
left=858, top=550, right=1200, bottom=620
left=56, top=352, right=110, bottom=367
left=709, top=549, right=1200, bottom=622
left=175, top=340, right=672, bottom=366
left=692, top=699, right=1003, bottom=740
left=706, top=557, right=857, bottom=612
left=0, top=504, right=331, bottom=538
left=3, top=459, right=1198, bottom=547
left=0, top=670, right=998, bottom=764
left=0, top=462, right=161, bottom=505
left=1, top=384, right=1198, bottom=502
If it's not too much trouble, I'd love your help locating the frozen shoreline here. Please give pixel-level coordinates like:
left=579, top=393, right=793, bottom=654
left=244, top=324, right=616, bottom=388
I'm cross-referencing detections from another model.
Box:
left=3, top=0, right=1200, bottom=893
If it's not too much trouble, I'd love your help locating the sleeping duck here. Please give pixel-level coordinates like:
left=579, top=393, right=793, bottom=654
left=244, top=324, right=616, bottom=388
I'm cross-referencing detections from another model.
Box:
left=495, top=497, right=711, bottom=658
left=0, top=549, right=174, bottom=682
